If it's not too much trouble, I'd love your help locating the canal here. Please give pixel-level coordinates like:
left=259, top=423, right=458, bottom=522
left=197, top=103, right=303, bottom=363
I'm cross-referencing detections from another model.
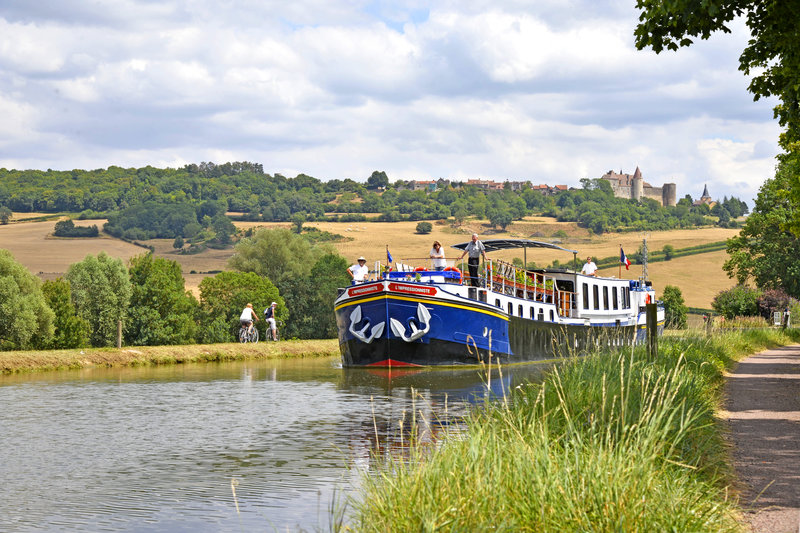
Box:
left=0, top=357, right=549, bottom=532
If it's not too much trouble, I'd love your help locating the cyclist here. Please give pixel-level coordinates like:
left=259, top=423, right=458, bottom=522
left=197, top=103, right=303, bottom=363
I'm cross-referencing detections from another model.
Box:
left=264, top=302, right=278, bottom=340
left=240, top=303, right=259, bottom=336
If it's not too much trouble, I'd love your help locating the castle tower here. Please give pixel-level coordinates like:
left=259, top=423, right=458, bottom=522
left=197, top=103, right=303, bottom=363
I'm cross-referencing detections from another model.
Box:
left=630, top=166, right=643, bottom=202
left=662, top=183, right=677, bottom=207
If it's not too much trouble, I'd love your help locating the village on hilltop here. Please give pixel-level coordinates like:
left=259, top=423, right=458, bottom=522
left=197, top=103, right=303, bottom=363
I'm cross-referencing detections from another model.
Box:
left=401, top=167, right=716, bottom=207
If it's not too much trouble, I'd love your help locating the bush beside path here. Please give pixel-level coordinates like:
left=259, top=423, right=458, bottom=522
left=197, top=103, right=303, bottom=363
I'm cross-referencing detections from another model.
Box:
left=724, top=344, right=800, bottom=533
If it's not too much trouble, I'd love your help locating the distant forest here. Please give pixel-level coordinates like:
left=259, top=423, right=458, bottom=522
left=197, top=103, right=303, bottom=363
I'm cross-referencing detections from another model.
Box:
left=0, top=162, right=748, bottom=236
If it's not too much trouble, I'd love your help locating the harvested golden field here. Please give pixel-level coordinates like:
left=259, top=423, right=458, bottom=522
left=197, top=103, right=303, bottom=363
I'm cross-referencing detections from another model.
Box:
left=229, top=218, right=739, bottom=308
left=596, top=250, right=736, bottom=309
left=0, top=219, right=143, bottom=279
left=0, top=215, right=739, bottom=308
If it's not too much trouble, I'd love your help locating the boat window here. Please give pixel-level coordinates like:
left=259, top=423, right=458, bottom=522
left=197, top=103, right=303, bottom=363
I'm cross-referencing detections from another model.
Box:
left=550, top=310, right=555, bottom=321
left=612, top=287, right=619, bottom=310
left=508, top=302, right=513, bottom=316
left=603, top=286, right=609, bottom=310
left=518, top=304, right=523, bottom=316
left=538, top=309, right=544, bottom=321
left=582, top=283, right=589, bottom=309
left=624, top=287, right=630, bottom=308
left=593, top=285, right=599, bottom=310
left=495, top=299, right=501, bottom=308
left=530, top=307, right=535, bottom=319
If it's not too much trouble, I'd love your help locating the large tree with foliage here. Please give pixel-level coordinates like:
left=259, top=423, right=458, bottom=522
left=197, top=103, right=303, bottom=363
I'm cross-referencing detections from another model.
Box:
left=635, top=1, right=800, bottom=235
left=228, top=228, right=332, bottom=285
left=126, top=254, right=199, bottom=346
left=198, top=271, right=283, bottom=343
left=66, top=252, right=132, bottom=347
left=281, top=253, right=351, bottom=339
left=635, top=1, right=800, bottom=151
left=366, top=170, right=389, bottom=190
left=0, top=250, right=55, bottom=349
left=41, top=278, right=89, bottom=349
left=724, top=155, right=800, bottom=298
left=227, top=229, right=348, bottom=339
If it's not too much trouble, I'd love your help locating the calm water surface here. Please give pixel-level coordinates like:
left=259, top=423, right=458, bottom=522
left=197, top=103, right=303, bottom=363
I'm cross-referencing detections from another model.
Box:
left=0, top=356, right=549, bottom=532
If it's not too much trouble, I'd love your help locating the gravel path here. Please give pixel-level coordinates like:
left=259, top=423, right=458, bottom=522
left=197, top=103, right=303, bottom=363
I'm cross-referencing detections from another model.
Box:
left=724, top=344, right=800, bottom=533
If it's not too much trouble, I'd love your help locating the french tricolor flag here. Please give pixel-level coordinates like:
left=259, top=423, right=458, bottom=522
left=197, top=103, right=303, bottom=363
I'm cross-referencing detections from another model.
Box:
left=620, top=247, right=631, bottom=270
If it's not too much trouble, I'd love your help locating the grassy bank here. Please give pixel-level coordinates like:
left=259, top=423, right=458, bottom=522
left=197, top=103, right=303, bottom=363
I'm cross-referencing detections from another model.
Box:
left=0, top=339, right=340, bottom=374
left=350, top=329, right=800, bottom=531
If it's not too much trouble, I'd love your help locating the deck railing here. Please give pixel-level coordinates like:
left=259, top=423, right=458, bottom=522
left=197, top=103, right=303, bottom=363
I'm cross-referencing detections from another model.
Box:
left=374, top=258, right=578, bottom=318
left=485, top=259, right=578, bottom=318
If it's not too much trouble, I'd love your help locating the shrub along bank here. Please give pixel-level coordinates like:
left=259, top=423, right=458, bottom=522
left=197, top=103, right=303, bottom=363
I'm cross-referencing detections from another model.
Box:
left=351, top=329, right=800, bottom=531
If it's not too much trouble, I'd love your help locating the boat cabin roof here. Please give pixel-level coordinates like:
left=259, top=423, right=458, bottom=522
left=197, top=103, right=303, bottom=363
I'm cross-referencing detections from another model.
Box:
left=451, top=238, right=577, bottom=254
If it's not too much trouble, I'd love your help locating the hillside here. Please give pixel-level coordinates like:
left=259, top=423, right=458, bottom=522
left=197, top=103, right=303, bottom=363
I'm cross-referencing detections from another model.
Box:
left=0, top=214, right=738, bottom=309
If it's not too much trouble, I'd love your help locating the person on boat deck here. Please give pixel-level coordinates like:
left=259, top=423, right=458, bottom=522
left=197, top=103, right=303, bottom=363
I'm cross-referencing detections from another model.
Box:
left=348, top=256, right=370, bottom=283
left=458, top=233, right=486, bottom=287
left=239, top=303, right=259, bottom=335
left=581, top=256, right=598, bottom=276
left=430, top=241, right=446, bottom=271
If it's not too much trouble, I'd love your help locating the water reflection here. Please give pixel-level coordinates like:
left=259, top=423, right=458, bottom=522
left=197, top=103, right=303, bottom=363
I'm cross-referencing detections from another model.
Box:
left=0, top=357, right=549, bottom=532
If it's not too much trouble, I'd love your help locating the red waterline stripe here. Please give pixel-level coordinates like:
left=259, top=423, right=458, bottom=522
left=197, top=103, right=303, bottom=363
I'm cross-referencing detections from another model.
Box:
left=366, top=359, right=423, bottom=367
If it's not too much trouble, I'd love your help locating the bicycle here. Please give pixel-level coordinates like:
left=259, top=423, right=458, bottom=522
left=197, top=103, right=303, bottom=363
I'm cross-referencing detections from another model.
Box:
left=266, top=320, right=280, bottom=341
left=239, top=323, right=259, bottom=343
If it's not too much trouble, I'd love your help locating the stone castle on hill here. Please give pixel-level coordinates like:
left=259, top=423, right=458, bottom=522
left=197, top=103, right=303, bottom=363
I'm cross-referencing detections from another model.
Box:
left=600, top=167, right=676, bottom=207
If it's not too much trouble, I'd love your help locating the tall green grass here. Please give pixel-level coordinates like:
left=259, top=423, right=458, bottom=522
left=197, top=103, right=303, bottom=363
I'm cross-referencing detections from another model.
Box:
left=349, top=329, right=800, bottom=532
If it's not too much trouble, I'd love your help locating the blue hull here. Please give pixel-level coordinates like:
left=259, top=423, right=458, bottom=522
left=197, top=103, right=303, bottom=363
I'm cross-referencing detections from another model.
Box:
left=335, top=281, right=644, bottom=367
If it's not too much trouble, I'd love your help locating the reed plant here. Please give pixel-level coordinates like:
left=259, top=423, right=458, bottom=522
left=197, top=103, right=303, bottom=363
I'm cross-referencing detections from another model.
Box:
left=349, top=328, right=800, bottom=532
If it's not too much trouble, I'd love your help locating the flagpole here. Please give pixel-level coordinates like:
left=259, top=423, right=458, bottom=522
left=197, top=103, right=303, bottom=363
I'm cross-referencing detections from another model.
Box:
left=619, top=244, right=622, bottom=279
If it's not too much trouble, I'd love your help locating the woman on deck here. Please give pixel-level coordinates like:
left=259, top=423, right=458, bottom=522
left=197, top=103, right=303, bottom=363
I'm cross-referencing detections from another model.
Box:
left=430, top=241, right=446, bottom=271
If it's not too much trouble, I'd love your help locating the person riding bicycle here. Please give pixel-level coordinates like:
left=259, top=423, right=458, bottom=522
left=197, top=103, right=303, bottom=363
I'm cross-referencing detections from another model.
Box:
left=264, top=302, right=278, bottom=340
left=240, top=303, right=259, bottom=335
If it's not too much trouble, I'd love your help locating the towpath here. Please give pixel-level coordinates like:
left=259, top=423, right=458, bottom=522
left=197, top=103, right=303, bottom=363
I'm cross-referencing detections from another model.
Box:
left=724, top=344, right=800, bottom=533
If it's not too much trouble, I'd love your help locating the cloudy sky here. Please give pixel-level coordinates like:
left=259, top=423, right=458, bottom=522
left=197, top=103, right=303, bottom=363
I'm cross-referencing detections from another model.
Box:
left=0, top=0, right=780, bottom=206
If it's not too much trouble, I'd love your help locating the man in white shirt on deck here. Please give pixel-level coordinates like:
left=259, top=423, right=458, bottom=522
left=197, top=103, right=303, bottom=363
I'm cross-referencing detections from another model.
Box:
left=581, top=256, right=598, bottom=276
left=348, top=256, right=369, bottom=283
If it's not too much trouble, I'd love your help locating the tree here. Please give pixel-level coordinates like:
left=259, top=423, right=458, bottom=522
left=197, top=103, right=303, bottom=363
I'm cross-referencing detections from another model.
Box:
left=279, top=254, right=351, bottom=339
left=489, top=209, right=514, bottom=231
left=307, top=254, right=351, bottom=338
left=661, top=285, right=688, bottom=329
left=756, top=289, right=793, bottom=321
left=662, top=244, right=675, bottom=261
left=0, top=206, right=11, bottom=224
left=635, top=1, right=800, bottom=151
left=711, top=285, right=761, bottom=319
left=366, top=170, right=389, bottom=190
left=54, top=219, right=99, bottom=237
left=0, top=249, right=55, bottom=349
left=291, top=212, right=305, bottom=234
left=173, top=236, right=184, bottom=250
left=724, top=156, right=800, bottom=298
left=41, top=278, right=89, bottom=349
left=415, top=221, right=432, bottom=234
left=126, top=254, right=198, bottom=346
left=66, top=252, right=132, bottom=347
left=227, top=228, right=348, bottom=339
left=211, top=214, right=236, bottom=244
left=198, top=271, right=283, bottom=343
left=228, top=228, right=331, bottom=286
